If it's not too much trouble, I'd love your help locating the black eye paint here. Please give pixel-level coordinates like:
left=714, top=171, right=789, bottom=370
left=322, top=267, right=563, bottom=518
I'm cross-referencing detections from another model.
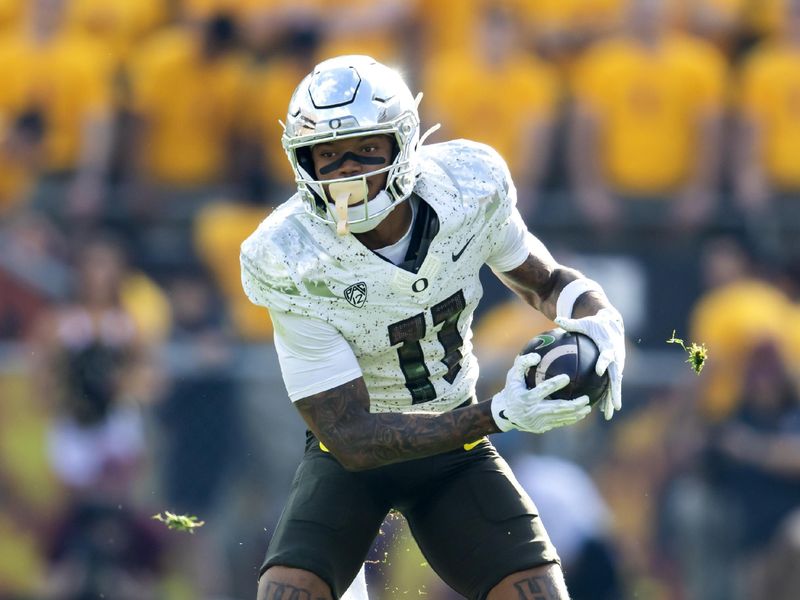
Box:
left=318, top=151, right=386, bottom=175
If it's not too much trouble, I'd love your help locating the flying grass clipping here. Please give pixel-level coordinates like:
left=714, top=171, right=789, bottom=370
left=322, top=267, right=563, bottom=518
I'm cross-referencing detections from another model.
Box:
left=152, top=511, right=205, bottom=533
left=666, top=330, right=708, bottom=374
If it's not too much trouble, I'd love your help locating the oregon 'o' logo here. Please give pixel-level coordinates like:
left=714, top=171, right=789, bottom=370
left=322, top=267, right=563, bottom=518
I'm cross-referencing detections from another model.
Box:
left=344, top=282, right=367, bottom=308
left=412, top=278, right=429, bottom=293
left=329, top=118, right=342, bottom=129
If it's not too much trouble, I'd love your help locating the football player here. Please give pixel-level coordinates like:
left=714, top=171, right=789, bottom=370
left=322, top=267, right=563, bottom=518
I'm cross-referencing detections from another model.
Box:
left=241, top=55, right=625, bottom=600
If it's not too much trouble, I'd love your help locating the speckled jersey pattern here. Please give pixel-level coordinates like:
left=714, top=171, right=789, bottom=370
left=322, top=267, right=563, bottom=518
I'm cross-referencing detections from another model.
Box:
left=240, top=139, right=526, bottom=414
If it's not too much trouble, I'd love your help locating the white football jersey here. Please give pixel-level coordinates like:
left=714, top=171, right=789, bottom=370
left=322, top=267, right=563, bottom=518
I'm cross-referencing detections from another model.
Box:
left=241, top=140, right=530, bottom=414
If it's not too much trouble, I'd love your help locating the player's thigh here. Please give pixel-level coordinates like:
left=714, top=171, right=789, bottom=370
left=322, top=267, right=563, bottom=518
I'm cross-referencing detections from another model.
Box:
left=258, top=566, right=332, bottom=600
left=487, top=562, right=569, bottom=600
left=262, top=452, right=388, bottom=597
left=405, top=446, right=560, bottom=600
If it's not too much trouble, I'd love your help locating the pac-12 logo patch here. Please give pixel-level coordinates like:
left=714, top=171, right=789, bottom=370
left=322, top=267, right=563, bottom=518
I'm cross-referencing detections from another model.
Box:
left=344, top=282, right=367, bottom=308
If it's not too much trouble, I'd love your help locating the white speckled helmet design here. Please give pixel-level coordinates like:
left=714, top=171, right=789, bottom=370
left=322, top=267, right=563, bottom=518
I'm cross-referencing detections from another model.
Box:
left=282, top=55, right=433, bottom=234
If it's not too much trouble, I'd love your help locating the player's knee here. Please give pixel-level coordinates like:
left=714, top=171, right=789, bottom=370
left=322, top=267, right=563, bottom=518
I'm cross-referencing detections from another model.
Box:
left=487, top=562, right=570, bottom=600
left=257, top=566, right=333, bottom=600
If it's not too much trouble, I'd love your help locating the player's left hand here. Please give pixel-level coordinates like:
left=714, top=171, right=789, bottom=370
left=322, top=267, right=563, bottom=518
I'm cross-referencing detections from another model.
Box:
left=555, top=307, right=625, bottom=421
left=492, top=353, right=591, bottom=434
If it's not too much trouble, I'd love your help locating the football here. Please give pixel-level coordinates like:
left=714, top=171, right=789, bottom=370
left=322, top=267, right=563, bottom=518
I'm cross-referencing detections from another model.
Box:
left=520, top=328, right=609, bottom=406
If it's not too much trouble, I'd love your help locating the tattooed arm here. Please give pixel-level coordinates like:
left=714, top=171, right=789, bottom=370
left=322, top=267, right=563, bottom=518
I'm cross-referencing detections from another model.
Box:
left=270, top=308, right=506, bottom=471
left=496, top=250, right=612, bottom=320
left=295, top=378, right=499, bottom=471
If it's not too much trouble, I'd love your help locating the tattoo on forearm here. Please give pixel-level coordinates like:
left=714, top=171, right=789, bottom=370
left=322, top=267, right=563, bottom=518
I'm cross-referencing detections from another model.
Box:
left=503, top=256, right=612, bottom=319
left=513, top=575, right=561, bottom=600
left=502, top=254, right=557, bottom=312
left=261, top=581, right=328, bottom=600
left=503, top=257, right=583, bottom=317
left=297, top=379, right=497, bottom=470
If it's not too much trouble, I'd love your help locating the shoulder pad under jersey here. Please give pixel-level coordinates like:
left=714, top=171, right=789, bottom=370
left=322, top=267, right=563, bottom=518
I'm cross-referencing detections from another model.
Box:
left=240, top=197, right=339, bottom=315
left=415, top=139, right=518, bottom=236
left=418, top=139, right=513, bottom=202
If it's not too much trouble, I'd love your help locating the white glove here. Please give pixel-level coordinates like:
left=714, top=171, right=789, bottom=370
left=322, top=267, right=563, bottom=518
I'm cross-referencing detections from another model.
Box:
left=555, top=307, right=625, bottom=421
left=491, top=353, right=591, bottom=434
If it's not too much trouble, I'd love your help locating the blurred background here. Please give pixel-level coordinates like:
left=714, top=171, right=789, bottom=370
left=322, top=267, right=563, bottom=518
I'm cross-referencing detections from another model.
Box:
left=1, top=0, right=800, bottom=598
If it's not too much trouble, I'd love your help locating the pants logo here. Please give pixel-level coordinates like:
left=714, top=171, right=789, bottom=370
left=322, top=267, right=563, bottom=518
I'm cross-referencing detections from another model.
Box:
left=344, top=282, right=367, bottom=308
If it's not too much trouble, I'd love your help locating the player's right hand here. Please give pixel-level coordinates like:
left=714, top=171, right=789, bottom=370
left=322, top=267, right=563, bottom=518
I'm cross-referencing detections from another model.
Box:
left=491, top=353, right=591, bottom=434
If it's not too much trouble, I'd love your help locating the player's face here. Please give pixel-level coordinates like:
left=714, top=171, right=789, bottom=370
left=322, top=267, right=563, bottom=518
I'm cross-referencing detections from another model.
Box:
left=311, top=134, right=394, bottom=204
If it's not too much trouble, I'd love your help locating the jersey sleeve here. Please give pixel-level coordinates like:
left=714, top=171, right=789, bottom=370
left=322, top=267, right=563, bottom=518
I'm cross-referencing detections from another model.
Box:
left=271, top=310, right=363, bottom=402
left=475, top=142, right=534, bottom=272
left=485, top=207, right=530, bottom=272
left=240, top=203, right=343, bottom=318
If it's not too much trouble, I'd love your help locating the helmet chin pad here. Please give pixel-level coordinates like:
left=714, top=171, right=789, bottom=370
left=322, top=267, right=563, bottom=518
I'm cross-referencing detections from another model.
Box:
left=347, top=190, right=394, bottom=234
left=325, top=177, right=394, bottom=235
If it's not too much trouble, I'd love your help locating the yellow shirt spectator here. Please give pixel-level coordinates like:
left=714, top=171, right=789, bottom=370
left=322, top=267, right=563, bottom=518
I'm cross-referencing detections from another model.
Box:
left=0, top=32, right=112, bottom=172
left=525, top=0, right=626, bottom=37
left=738, top=41, right=800, bottom=190
left=243, top=57, right=311, bottom=187
left=121, top=271, right=173, bottom=344
left=315, top=0, right=414, bottom=66
left=572, top=33, right=727, bottom=195
left=423, top=50, right=559, bottom=177
left=67, top=0, right=167, bottom=66
left=690, top=278, right=797, bottom=420
left=416, top=0, right=479, bottom=58
left=416, top=0, right=609, bottom=58
left=745, top=0, right=785, bottom=37
left=194, top=201, right=274, bottom=340
left=184, top=0, right=410, bottom=69
left=226, top=0, right=411, bottom=65
left=0, top=0, right=23, bottom=36
left=127, top=27, right=249, bottom=186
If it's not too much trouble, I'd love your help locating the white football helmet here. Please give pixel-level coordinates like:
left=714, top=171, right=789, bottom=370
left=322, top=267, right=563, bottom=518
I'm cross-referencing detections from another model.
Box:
left=282, top=55, right=423, bottom=233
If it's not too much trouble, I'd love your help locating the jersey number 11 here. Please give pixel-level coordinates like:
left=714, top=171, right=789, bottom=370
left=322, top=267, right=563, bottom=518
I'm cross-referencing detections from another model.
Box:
left=388, top=290, right=467, bottom=404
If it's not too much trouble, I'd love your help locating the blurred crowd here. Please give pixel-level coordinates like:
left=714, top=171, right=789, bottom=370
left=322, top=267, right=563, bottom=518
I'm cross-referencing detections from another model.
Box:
left=1, top=0, right=800, bottom=599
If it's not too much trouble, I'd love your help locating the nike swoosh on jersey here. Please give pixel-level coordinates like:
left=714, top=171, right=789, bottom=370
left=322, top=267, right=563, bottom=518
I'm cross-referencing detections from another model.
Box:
left=451, top=235, right=475, bottom=261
